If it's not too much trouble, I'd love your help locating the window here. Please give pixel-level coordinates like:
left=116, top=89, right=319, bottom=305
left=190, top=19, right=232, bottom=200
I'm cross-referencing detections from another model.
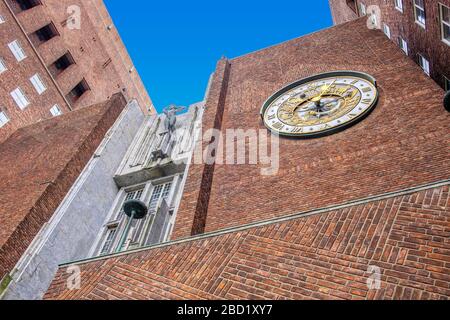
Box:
left=418, top=54, right=430, bottom=76
left=440, top=3, right=450, bottom=45
left=359, top=2, right=367, bottom=16
left=66, top=79, right=89, bottom=104
left=383, top=24, right=391, bottom=39
left=414, top=0, right=426, bottom=27
left=50, top=104, right=62, bottom=117
left=141, top=182, right=172, bottom=246
left=99, top=225, right=118, bottom=255
left=96, top=181, right=174, bottom=256
left=148, top=183, right=172, bottom=213
left=98, top=188, right=145, bottom=256
left=0, top=110, right=9, bottom=128
left=445, top=76, right=450, bottom=91
left=0, top=58, right=6, bottom=74
left=30, top=73, right=46, bottom=94
left=29, top=23, right=58, bottom=46
left=394, top=0, right=403, bottom=12
left=10, top=87, right=29, bottom=109
left=8, top=40, right=26, bottom=62
left=48, top=52, right=74, bottom=77
left=0, top=15, right=5, bottom=24
left=398, top=37, right=408, bottom=55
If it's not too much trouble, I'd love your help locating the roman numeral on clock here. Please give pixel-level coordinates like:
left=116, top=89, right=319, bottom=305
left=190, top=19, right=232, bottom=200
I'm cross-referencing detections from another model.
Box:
left=291, top=127, right=303, bottom=133
left=362, top=98, right=372, bottom=104
left=362, top=87, right=372, bottom=93
left=272, top=122, right=284, bottom=130
left=267, top=114, right=276, bottom=120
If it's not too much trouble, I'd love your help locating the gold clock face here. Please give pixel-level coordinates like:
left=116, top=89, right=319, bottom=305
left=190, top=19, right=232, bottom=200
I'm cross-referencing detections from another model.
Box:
left=261, top=71, right=379, bottom=138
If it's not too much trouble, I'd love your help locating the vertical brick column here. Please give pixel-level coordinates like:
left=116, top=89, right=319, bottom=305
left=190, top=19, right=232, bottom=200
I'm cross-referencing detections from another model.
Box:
left=172, top=58, right=231, bottom=239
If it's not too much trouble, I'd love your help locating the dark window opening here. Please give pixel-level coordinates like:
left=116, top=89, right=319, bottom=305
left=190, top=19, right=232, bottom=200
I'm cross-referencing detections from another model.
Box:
left=8, top=0, right=41, bottom=13
left=346, top=0, right=357, bottom=13
left=30, top=23, right=58, bottom=46
left=48, top=52, right=75, bottom=77
left=66, top=79, right=90, bottom=104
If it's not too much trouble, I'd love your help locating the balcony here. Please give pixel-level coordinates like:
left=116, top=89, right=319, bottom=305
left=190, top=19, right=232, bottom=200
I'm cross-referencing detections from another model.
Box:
left=29, top=22, right=59, bottom=47
left=48, top=52, right=75, bottom=78
left=65, top=79, right=90, bottom=105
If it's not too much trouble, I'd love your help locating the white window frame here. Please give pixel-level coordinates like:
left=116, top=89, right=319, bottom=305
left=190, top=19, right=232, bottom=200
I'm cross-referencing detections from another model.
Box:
left=0, top=110, right=9, bottom=128
left=440, top=3, right=450, bottom=46
left=10, top=87, right=30, bottom=109
left=0, top=15, right=5, bottom=24
left=398, top=37, right=408, bottom=55
left=395, top=0, right=403, bottom=12
left=94, top=184, right=149, bottom=256
left=8, top=40, right=27, bottom=62
left=90, top=177, right=178, bottom=257
left=50, top=104, right=62, bottom=117
left=359, top=2, right=367, bottom=16
left=383, top=24, right=391, bottom=39
left=418, top=54, right=430, bottom=76
left=30, top=73, right=46, bottom=95
left=0, top=57, right=6, bottom=74
left=413, top=0, right=426, bottom=28
left=99, top=224, right=119, bottom=256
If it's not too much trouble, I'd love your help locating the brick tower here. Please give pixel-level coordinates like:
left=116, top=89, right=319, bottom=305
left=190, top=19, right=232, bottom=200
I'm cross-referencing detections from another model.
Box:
left=44, top=18, right=450, bottom=300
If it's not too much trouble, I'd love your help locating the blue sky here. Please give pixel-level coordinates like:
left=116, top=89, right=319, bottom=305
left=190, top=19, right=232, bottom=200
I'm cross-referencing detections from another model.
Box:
left=104, top=1, right=333, bottom=113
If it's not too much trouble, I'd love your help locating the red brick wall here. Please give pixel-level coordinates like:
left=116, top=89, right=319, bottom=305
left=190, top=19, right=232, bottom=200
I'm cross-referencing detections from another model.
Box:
left=0, top=93, right=127, bottom=281
left=45, top=184, right=450, bottom=300
left=172, top=18, right=450, bottom=239
left=329, top=0, right=450, bottom=89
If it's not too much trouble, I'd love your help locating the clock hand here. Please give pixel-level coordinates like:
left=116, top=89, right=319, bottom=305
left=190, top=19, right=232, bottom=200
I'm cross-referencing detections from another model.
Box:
left=290, top=79, right=339, bottom=110
left=318, top=79, right=338, bottom=99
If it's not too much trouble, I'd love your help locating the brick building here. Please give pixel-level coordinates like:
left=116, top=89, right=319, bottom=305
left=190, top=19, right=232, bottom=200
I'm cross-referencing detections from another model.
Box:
left=0, top=0, right=153, bottom=143
left=44, top=17, right=450, bottom=300
left=329, top=0, right=450, bottom=91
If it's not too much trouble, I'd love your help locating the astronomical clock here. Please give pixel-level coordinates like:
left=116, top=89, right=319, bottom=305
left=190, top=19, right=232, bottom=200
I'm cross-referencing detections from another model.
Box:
left=261, top=71, right=379, bottom=138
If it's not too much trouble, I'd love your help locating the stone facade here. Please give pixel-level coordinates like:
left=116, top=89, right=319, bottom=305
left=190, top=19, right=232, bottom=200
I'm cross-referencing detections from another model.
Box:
left=329, top=0, right=450, bottom=90
left=0, top=0, right=153, bottom=143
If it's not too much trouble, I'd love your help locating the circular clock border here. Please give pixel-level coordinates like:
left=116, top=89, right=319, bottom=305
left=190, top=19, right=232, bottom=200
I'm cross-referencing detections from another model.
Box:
left=260, top=70, right=379, bottom=139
